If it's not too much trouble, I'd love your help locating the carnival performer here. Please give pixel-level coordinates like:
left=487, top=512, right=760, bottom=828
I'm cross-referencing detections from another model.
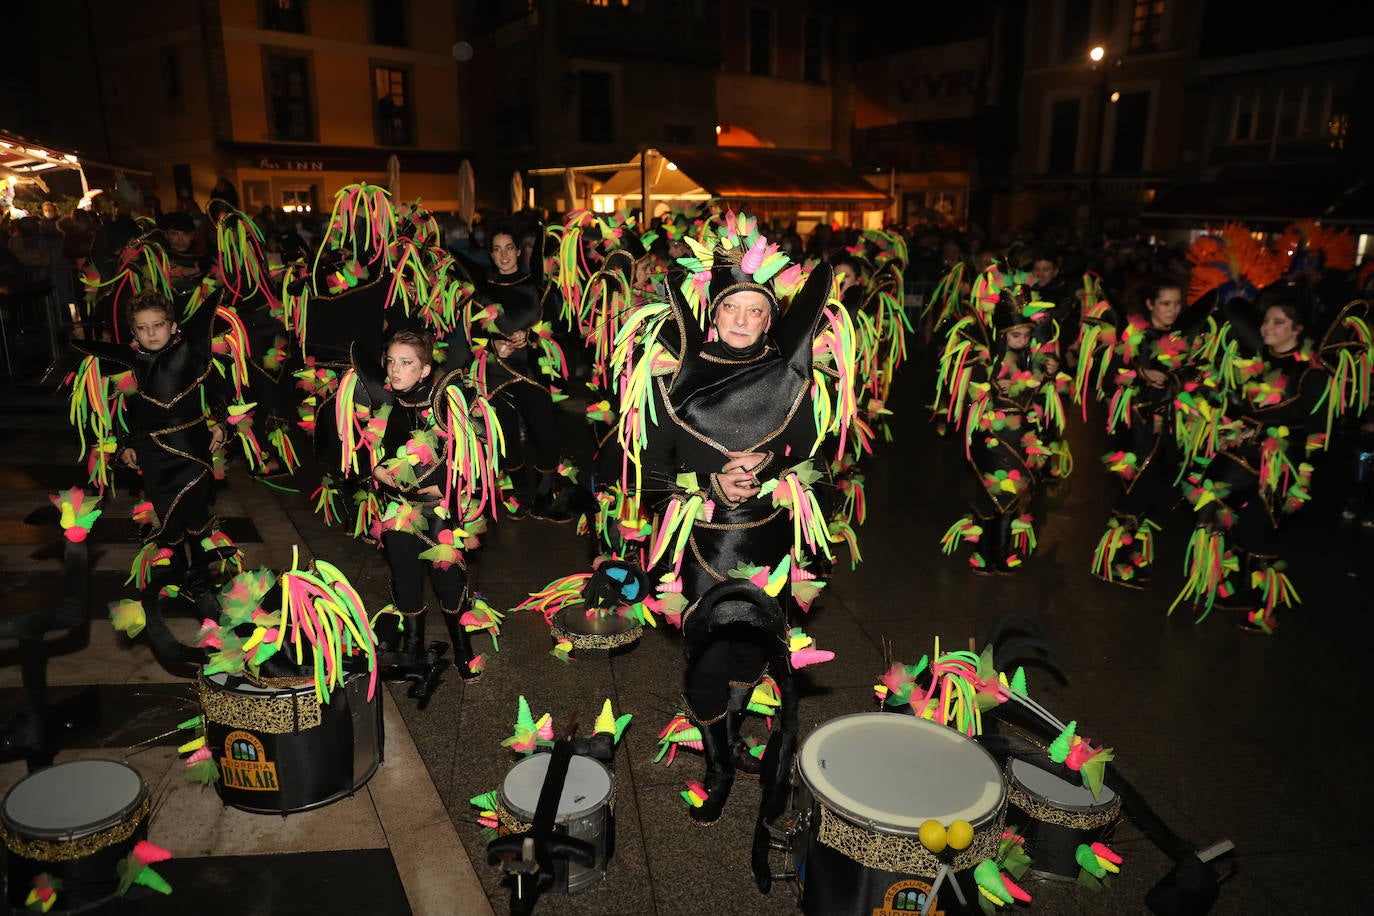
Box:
left=937, top=269, right=1066, bottom=574
left=347, top=327, right=503, bottom=686
left=1088, top=277, right=1214, bottom=588
left=1171, top=294, right=1371, bottom=632
left=461, top=222, right=571, bottom=520
left=618, top=213, right=858, bottom=825
left=67, top=289, right=236, bottom=617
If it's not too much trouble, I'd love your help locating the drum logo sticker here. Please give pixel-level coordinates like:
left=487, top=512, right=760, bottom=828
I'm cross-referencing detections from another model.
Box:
left=220, top=730, right=280, bottom=791
left=872, top=878, right=941, bottom=916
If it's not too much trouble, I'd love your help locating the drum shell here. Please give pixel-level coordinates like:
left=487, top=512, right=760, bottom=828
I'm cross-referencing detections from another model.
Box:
left=1005, top=758, right=1121, bottom=879
left=199, top=669, right=384, bottom=814
left=1, top=760, right=150, bottom=912
left=793, top=778, right=982, bottom=916
left=496, top=754, right=614, bottom=894
left=791, top=714, right=1006, bottom=916
left=549, top=607, right=642, bottom=655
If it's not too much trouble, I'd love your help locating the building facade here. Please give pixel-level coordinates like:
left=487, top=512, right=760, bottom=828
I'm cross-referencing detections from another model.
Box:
left=1145, top=4, right=1374, bottom=241
left=1011, top=0, right=1203, bottom=234
left=43, top=0, right=466, bottom=215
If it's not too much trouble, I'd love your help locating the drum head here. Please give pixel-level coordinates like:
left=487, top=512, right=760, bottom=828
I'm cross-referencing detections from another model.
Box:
left=2, top=760, right=147, bottom=839
left=1009, top=758, right=1117, bottom=811
left=501, top=754, right=612, bottom=822
left=798, top=713, right=1003, bottom=835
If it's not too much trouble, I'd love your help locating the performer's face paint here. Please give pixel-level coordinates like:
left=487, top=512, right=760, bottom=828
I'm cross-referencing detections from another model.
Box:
left=1147, top=286, right=1183, bottom=330
left=490, top=232, right=521, bottom=275
left=1260, top=306, right=1302, bottom=353
left=385, top=342, right=432, bottom=392
left=714, top=290, right=771, bottom=348
left=132, top=308, right=178, bottom=352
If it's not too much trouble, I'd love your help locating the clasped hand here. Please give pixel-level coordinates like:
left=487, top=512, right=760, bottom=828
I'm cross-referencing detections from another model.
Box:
left=494, top=329, right=529, bottom=359
left=717, top=450, right=766, bottom=503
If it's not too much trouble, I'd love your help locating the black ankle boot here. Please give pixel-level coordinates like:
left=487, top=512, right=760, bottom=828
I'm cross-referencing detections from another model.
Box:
left=398, top=612, right=425, bottom=664
left=725, top=683, right=761, bottom=778
left=727, top=709, right=761, bottom=778
left=441, top=607, right=482, bottom=681
left=690, top=714, right=735, bottom=826
left=973, top=514, right=1015, bottom=575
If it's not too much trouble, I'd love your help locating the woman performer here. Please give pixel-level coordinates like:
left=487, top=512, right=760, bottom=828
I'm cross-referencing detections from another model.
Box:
left=1173, top=295, right=1371, bottom=631
left=1089, top=277, right=1212, bottom=588
left=621, top=217, right=855, bottom=825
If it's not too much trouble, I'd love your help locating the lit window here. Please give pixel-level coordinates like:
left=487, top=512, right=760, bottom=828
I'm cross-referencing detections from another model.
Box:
left=281, top=188, right=314, bottom=213
left=1129, top=0, right=1165, bottom=52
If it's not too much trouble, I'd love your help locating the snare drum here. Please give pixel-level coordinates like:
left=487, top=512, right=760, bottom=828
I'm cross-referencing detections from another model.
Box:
left=548, top=607, right=642, bottom=654
left=496, top=753, right=614, bottom=893
left=1005, top=757, right=1120, bottom=879
left=1, top=759, right=150, bottom=912
left=793, top=713, right=1006, bottom=916
left=198, top=668, right=383, bottom=814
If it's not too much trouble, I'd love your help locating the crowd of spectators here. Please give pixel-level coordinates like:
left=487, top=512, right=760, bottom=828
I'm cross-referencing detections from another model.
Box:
left=4, top=182, right=1372, bottom=380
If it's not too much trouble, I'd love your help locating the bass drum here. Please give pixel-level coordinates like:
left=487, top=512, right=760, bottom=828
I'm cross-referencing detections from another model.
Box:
left=793, top=713, right=1006, bottom=916
left=199, top=669, right=383, bottom=814
left=1, top=759, right=150, bottom=912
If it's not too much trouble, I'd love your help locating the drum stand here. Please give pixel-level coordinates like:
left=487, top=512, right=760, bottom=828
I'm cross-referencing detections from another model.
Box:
left=487, top=731, right=615, bottom=915
left=749, top=812, right=802, bottom=899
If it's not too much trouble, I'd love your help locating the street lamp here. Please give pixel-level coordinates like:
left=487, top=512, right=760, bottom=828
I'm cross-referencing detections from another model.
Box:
left=1087, top=45, right=1110, bottom=241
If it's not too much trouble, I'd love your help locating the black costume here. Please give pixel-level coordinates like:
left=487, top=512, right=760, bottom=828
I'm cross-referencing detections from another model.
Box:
left=363, top=362, right=483, bottom=678
left=632, top=255, right=840, bottom=825
left=70, top=303, right=231, bottom=608
left=1089, top=303, right=1213, bottom=587
left=461, top=250, right=566, bottom=519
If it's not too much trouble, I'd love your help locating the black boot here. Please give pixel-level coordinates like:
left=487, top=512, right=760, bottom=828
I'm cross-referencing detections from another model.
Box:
left=726, top=684, right=761, bottom=778
left=973, top=514, right=1014, bottom=575
left=441, top=607, right=483, bottom=681
left=374, top=612, right=413, bottom=679
left=398, top=611, right=425, bottom=665
left=689, top=712, right=735, bottom=826
left=530, top=470, right=571, bottom=522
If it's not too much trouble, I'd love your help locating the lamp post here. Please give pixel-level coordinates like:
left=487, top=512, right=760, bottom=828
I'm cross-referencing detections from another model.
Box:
left=1087, top=45, right=1108, bottom=242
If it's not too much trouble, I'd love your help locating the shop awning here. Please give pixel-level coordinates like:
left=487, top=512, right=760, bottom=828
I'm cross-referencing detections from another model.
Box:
left=1142, top=175, right=1373, bottom=228
left=594, top=146, right=891, bottom=206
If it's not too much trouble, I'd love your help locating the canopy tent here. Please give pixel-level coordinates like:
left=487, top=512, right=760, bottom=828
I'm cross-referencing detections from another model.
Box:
left=595, top=146, right=891, bottom=208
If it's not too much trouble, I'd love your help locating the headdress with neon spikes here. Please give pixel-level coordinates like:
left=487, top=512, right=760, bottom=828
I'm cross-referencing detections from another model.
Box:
left=990, top=278, right=1052, bottom=335
left=673, top=210, right=796, bottom=323
left=315, top=182, right=398, bottom=274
